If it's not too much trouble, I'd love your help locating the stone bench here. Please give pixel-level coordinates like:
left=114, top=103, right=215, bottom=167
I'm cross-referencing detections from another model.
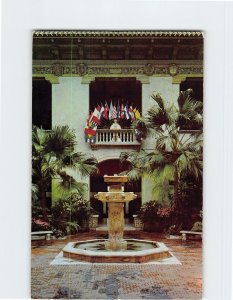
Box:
left=31, top=231, right=53, bottom=240
left=180, top=230, right=202, bottom=241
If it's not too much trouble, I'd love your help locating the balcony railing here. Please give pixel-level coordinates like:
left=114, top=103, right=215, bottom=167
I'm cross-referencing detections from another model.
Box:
left=90, top=129, right=141, bottom=149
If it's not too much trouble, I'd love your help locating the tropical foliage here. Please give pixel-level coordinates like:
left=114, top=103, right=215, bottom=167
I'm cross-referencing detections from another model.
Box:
left=49, top=192, right=95, bottom=237
left=32, top=125, right=98, bottom=222
left=120, top=89, right=203, bottom=228
left=138, top=200, right=173, bottom=232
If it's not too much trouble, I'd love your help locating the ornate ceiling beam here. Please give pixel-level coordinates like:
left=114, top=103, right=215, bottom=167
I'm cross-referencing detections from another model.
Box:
left=33, top=30, right=203, bottom=38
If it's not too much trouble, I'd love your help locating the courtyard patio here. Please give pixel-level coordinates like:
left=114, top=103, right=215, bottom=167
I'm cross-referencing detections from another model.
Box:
left=31, top=230, right=202, bottom=299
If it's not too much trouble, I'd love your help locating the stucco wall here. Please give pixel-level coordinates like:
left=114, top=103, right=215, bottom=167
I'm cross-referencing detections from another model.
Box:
left=51, top=75, right=180, bottom=203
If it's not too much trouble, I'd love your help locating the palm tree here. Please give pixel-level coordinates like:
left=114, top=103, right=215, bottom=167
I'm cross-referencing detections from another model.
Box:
left=120, top=89, right=203, bottom=227
left=32, top=125, right=98, bottom=221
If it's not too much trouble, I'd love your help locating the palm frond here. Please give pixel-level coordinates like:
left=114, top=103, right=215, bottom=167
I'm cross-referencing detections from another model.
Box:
left=177, top=89, right=193, bottom=110
left=57, top=171, right=88, bottom=197
left=68, top=152, right=98, bottom=177
left=31, top=183, right=39, bottom=202
left=151, top=93, right=166, bottom=110
left=147, top=93, right=172, bottom=128
left=178, top=90, right=203, bottom=129
left=43, top=125, right=76, bottom=158
left=121, top=167, right=143, bottom=181
left=32, top=126, right=46, bottom=153
left=176, top=153, right=190, bottom=177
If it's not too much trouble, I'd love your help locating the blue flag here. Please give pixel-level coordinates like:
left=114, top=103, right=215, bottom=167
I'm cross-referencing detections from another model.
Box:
left=117, top=100, right=121, bottom=119
left=109, top=100, right=113, bottom=120
left=124, top=103, right=130, bottom=120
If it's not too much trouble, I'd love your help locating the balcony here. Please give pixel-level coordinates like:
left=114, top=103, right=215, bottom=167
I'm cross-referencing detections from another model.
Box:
left=90, top=129, right=141, bottom=150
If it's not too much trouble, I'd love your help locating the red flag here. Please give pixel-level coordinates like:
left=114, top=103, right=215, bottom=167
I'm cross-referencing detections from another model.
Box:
left=90, top=107, right=101, bottom=125
left=103, top=103, right=109, bottom=119
left=84, top=119, right=97, bottom=136
left=84, top=127, right=97, bottom=136
left=120, top=104, right=125, bottom=119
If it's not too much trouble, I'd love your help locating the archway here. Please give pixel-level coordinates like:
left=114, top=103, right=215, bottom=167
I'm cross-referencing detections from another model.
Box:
left=90, top=159, right=141, bottom=221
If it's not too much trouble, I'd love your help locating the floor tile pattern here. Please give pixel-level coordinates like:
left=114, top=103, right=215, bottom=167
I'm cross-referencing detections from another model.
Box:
left=31, top=231, right=202, bottom=299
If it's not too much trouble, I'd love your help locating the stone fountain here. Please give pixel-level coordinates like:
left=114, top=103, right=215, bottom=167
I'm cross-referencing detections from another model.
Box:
left=62, top=174, right=171, bottom=263
left=94, top=175, right=137, bottom=251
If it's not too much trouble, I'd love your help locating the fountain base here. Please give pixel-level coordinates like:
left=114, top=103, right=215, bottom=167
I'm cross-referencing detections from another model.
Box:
left=62, top=239, right=171, bottom=263
left=105, top=239, right=127, bottom=251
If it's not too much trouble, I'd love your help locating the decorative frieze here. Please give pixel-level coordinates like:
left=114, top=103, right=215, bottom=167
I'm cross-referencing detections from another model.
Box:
left=51, top=63, right=64, bottom=77
left=33, top=61, right=203, bottom=79
left=177, top=66, right=203, bottom=74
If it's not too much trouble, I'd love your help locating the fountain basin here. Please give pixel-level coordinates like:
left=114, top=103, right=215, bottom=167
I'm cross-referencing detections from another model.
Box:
left=62, top=239, right=171, bottom=263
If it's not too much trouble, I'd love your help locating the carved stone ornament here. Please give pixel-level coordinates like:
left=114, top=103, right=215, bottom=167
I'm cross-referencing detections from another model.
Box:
left=51, top=63, right=63, bottom=76
left=76, top=63, right=87, bottom=76
left=143, top=63, right=155, bottom=76
left=33, top=62, right=203, bottom=78
left=169, top=64, right=178, bottom=76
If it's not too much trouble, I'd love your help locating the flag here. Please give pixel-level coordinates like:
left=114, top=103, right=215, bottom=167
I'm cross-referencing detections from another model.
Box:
left=129, top=106, right=135, bottom=120
left=109, top=101, right=113, bottom=119
left=84, top=126, right=97, bottom=136
left=134, top=108, right=141, bottom=120
left=99, top=103, right=105, bottom=122
left=124, top=104, right=130, bottom=120
left=117, top=101, right=121, bottom=119
left=84, top=119, right=97, bottom=142
left=112, top=105, right=117, bottom=119
left=90, top=106, right=101, bottom=125
left=103, top=102, right=109, bottom=119
left=99, top=104, right=104, bottom=116
left=89, top=110, right=93, bottom=121
left=120, top=104, right=125, bottom=119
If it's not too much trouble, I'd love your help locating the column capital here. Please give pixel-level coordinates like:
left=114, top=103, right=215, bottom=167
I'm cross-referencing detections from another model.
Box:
left=33, top=74, right=60, bottom=84
left=172, top=73, right=203, bottom=84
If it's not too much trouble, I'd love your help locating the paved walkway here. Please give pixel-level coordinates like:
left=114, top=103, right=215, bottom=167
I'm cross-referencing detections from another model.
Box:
left=31, top=231, right=202, bottom=299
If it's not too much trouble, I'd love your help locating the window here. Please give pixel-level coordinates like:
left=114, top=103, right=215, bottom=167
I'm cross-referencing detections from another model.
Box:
left=32, top=78, right=52, bottom=129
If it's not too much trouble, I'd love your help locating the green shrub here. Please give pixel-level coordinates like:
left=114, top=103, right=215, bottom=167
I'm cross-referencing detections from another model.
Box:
left=50, top=193, right=95, bottom=236
left=139, top=200, right=173, bottom=232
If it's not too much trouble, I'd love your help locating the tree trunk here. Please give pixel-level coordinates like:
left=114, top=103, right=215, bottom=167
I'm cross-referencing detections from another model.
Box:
left=173, top=166, right=183, bottom=227
left=40, top=188, right=49, bottom=222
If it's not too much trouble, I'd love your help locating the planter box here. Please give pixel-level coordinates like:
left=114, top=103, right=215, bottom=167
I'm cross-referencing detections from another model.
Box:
left=133, top=215, right=144, bottom=230
left=89, top=214, right=99, bottom=231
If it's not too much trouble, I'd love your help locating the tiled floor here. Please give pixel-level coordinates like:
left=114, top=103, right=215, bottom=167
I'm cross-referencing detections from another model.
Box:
left=31, top=231, right=202, bottom=299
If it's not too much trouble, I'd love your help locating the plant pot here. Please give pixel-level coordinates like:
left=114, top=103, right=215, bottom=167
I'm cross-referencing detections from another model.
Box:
left=88, top=214, right=99, bottom=231
left=132, top=215, right=144, bottom=230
